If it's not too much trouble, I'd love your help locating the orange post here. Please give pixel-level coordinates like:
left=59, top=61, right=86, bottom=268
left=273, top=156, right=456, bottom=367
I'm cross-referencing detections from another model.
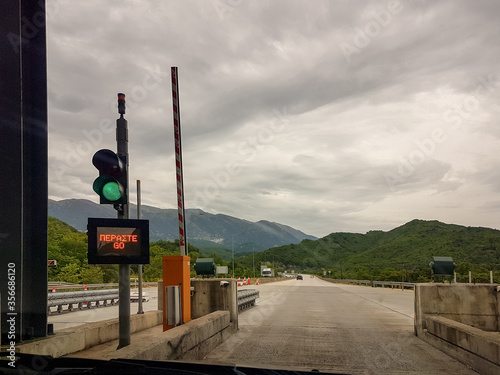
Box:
left=162, top=255, right=191, bottom=331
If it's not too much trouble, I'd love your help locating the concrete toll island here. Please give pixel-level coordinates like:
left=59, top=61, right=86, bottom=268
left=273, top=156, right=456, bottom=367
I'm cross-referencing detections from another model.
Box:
left=414, top=283, right=500, bottom=374
left=10, top=279, right=240, bottom=361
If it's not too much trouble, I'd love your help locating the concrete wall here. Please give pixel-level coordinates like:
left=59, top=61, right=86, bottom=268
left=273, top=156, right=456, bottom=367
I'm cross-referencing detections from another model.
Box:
left=9, top=309, right=232, bottom=363
left=415, top=284, right=500, bottom=332
left=158, top=279, right=238, bottom=332
left=426, top=316, right=500, bottom=365
left=104, top=311, right=231, bottom=361
left=255, top=277, right=287, bottom=285
left=12, top=311, right=162, bottom=357
left=415, top=284, right=500, bottom=374
left=191, top=279, right=238, bottom=332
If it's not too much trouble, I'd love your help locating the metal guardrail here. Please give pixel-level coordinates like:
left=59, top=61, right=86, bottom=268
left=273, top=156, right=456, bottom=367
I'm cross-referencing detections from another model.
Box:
left=47, top=282, right=157, bottom=291
left=323, top=279, right=416, bottom=290
left=49, top=283, right=260, bottom=315
left=237, top=289, right=259, bottom=311
left=47, top=289, right=119, bottom=314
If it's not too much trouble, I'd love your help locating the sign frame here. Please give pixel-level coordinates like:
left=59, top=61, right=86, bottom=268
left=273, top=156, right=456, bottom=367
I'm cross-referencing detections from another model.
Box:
left=216, top=266, right=228, bottom=275
left=87, top=218, right=150, bottom=264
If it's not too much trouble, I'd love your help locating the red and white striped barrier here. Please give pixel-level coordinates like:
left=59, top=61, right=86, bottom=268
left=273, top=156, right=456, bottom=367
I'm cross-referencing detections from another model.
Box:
left=171, top=67, right=187, bottom=256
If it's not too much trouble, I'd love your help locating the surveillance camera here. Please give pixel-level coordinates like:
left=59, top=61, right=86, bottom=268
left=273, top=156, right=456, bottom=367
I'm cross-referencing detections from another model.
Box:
left=220, top=281, right=229, bottom=288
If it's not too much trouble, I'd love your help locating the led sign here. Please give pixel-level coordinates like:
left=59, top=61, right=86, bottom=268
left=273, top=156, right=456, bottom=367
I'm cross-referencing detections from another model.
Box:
left=88, top=218, right=149, bottom=264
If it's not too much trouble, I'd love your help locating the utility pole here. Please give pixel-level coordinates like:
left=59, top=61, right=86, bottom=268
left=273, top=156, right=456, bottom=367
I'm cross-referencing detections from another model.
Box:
left=253, top=246, right=255, bottom=278
left=137, top=179, right=144, bottom=315
left=116, top=93, right=130, bottom=349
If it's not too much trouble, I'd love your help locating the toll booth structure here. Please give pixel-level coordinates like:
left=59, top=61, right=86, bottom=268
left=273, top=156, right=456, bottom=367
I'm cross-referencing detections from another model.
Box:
left=430, top=256, right=456, bottom=283
left=162, top=256, right=191, bottom=331
left=430, top=256, right=455, bottom=275
left=194, top=258, right=216, bottom=278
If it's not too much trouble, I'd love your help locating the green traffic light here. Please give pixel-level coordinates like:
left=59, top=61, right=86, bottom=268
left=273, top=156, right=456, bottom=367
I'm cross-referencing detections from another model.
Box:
left=92, top=149, right=126, bottom=204
left=102, top=181, right=121, bottom=201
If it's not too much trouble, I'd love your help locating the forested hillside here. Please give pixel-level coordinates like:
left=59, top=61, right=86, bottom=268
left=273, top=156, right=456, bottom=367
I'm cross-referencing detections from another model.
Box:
left=237, top=219, right=500, bottom=282
left=48, top=217, right=105, bottom=283
left=48, top=217, right=209, bottom=283
left=48, top=217, right=500, bottom=283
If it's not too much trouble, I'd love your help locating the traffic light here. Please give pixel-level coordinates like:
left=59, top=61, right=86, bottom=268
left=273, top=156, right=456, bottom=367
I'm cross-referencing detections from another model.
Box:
left=92, top=149, right=127, bottom=204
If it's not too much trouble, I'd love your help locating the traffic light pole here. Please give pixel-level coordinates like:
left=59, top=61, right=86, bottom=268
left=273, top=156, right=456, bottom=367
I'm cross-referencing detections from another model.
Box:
left=137, top=179, right=144, bottom=315
left=116, top=93, right=130, bottom=349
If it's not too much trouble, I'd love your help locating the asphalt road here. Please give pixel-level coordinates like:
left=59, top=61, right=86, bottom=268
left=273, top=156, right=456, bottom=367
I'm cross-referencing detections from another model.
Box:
left=203, top=276, right=478, bottom=375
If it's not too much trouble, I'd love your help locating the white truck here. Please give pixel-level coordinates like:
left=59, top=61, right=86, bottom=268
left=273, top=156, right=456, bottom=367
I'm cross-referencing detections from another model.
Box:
left=261, top=268, right=274, bottom=277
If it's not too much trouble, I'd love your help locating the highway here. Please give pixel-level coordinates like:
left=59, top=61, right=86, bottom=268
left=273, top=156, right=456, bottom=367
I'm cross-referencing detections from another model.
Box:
left=48, top=278, right=478, bottom=374
left=203, top=276, right=478, bottom=374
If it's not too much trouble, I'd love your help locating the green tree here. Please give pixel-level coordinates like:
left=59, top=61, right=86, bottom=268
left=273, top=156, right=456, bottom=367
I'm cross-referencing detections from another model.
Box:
left=101, top=265, right=119, bottom=283
left=81, top=266, right=105, bottom=284
left=143, top=254, right=163, bottom=281
left=56, top=263, right=81, bottom=284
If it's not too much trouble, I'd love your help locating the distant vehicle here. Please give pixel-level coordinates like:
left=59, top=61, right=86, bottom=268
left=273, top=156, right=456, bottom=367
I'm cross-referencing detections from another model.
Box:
left=296, top=275, right=303, bottom=280
left=262, top=268, right=273, bottom=277
left=130, top=291, right=149, bottom=302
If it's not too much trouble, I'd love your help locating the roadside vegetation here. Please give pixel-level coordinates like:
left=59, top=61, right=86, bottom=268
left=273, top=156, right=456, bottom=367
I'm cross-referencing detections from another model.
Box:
left=48, top=217, right=500, bottom=284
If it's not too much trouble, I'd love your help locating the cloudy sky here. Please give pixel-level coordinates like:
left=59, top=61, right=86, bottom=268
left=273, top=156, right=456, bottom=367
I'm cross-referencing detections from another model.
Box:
left=46, top=0, right=500, bottom=238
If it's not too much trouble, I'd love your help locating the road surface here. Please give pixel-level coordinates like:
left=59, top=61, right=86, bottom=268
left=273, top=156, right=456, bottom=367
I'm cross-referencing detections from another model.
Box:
left=203, top=276, right=477, bottom=374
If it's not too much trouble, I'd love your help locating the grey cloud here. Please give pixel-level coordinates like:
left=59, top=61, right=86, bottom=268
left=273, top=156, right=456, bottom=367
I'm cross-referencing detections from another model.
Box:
left=46, top=0, right=500, bottom=237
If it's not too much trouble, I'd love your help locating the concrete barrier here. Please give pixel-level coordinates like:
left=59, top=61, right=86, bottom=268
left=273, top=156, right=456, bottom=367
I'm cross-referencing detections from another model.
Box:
left=415, top=284, right=500, bottom=374
left=14, top=310, right=162, bottom=357
left=415, top=283, right=500, bottom=332
left=190, top=279, right=238, bottom=332
left=101, top=311, right=231, bottom=361
left=426, top=316, right=500, bottom=365
left=254, top=277, right=287, bottom=284
left=158, top=279, right=239, bottom=332
left=12, top=309, right=232, bottom=363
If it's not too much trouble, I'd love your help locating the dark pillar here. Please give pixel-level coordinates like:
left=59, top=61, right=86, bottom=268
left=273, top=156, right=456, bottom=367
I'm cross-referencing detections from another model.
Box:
left=0, top=0, right=48, bottom=343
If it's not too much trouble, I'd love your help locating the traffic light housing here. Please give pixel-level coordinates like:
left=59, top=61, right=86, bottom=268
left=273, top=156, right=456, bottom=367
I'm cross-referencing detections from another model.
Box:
left=92, top=149, right=127, bottom=204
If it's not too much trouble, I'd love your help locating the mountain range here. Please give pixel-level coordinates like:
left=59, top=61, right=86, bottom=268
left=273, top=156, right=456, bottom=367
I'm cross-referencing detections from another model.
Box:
left=46, top=203, right=500, bottom=282
left=239, top=219, right=500, bottom=273
left=48, top=199, right=317, bottom=253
